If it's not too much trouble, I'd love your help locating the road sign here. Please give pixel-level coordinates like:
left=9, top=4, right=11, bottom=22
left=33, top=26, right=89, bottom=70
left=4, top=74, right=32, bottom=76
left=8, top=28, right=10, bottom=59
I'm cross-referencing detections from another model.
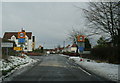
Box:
left=77, top=35, right=85, bottom=42
left=18, top=32, right=26, bottom=38
left=18, top=38, right=25, bottom=44
left=1, top=43, right=13, bottom=47
left=14, top=47, right=22, bottom=51
left=77, top=42, right=85, bottom=47
left=79, top=47, right=84, bottom=52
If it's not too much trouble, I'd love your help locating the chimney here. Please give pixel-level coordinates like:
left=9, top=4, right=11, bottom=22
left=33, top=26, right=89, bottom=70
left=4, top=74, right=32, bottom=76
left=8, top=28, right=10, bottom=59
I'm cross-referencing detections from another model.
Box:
left=21, top=28, right=25, bottom=32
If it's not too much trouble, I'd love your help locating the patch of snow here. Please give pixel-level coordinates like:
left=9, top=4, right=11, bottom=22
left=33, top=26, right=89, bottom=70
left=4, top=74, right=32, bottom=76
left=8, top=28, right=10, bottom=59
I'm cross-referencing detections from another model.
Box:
left=69, top=56, right=119, bottom=82
left=0, top=54, right=37, bottom=78
left=59, top=54, right=69, bottom=58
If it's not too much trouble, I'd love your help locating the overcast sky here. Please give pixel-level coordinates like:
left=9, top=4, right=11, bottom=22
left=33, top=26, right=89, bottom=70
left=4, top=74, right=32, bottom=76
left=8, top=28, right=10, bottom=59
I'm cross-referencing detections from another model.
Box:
left=1, top=2, right=94, bottom=49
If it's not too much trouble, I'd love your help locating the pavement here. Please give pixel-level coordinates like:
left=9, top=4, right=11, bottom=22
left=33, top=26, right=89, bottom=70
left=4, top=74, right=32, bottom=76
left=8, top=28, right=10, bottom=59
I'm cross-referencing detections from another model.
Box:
left=2, top=54, right=116, bottom=83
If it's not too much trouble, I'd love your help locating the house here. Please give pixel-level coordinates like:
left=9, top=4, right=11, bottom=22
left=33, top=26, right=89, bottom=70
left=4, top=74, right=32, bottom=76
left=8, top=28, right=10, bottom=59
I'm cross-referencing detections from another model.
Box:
left=70, top=44, right=77, bottom=53
left=62, top=45, right=70, bottom=52
left=3, top=30, right=35, bottom=52
left=46, top=49, right=56, bottom=54
left=54, top=47, right=64, bottom=53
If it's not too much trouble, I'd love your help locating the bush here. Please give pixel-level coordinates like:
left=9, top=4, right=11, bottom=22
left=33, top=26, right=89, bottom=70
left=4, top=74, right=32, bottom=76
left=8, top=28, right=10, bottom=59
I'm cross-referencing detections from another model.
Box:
left=91, top=47, right=119, bottom=64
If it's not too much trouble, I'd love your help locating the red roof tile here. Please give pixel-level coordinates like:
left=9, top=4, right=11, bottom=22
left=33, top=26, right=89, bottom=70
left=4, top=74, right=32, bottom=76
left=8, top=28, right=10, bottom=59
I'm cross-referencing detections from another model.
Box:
left=66, top=45, right=70, bottom=48
left=71, top=44, right=77, bottom=47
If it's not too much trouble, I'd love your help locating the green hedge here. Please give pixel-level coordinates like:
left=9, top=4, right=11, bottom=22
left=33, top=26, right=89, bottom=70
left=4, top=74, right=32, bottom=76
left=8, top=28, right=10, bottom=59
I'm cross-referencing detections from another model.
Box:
left=91, top=47, right=119, bottom=64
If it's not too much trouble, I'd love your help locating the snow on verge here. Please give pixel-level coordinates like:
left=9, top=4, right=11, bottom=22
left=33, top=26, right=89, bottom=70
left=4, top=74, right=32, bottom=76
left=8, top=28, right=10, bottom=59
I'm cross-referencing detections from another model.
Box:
left=0, top=54, right=38, bottom=82
left=69, top=56, right=119, bottom=82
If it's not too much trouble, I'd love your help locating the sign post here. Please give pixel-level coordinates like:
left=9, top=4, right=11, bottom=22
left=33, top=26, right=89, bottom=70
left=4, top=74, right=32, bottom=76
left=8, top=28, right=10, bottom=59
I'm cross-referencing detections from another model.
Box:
left=18, top=31, right=26, bottom=55
left=1, top=43, right=13, bottom=56
left=77, top=35, right=85, bottom=54
left=1, top=43, right=13, bottom=47
left=18, top=32, right=26, bottom=39
left=18, top=38, right=25, bottom=44
left=14, top=47, right=23, bottom=51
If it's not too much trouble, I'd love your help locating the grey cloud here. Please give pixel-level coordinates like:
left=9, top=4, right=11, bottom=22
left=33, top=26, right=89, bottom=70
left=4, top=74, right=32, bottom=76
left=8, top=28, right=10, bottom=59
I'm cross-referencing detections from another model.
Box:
left=2, top=2, right=88, bottom=48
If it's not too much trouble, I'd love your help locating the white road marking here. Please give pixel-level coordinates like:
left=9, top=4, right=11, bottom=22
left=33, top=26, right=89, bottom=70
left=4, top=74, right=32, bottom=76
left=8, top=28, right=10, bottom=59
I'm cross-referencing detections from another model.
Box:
left=66, top=61, right=91, bottom=76
left=78, top=67, right=91, bottom=76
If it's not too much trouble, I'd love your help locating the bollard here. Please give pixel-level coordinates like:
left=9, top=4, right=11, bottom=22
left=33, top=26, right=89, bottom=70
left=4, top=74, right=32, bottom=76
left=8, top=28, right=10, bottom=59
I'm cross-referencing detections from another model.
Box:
left=80, top=59, right=83, bottom=61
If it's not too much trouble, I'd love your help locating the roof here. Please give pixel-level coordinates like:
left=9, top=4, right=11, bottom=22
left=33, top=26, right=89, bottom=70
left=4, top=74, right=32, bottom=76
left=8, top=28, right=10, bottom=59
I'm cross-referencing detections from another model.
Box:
left=3, top=32, right=32, bottom=39
left=58, top=47, right=64, bottom=50
left=66, top=45, right=70, bottom=48
left=71, top=44, right=77, bottom=47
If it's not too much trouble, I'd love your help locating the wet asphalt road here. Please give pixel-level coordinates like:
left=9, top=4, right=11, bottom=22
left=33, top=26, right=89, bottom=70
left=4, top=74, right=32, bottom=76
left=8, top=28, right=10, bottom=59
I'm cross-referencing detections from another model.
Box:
left=3, top=54, right=115, bottom=82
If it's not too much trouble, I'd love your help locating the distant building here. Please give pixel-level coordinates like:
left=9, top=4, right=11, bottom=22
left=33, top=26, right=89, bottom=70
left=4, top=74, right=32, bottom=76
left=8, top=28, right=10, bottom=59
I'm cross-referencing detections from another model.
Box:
left=3, top=30, right=35, bottom=52
left=70, top=44, right=77, bottom=53
left=62, top=44, right=77, bottom=53
left=46, top=49, right=56, bottom=54
left=32, top=36, right=35, bottom=50
left=38, top=45, right=43, bottom=49
left=62, top=45, right=71, bottom=52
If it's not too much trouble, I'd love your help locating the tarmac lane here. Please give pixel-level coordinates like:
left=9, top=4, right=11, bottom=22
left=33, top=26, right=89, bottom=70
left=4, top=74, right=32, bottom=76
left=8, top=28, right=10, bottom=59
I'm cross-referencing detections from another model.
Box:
left=2, top=54, right=116, bottom=83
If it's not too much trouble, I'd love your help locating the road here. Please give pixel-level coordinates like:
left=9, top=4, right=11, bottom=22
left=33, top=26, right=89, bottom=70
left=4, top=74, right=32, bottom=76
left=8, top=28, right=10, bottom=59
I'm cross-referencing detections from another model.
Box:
left=3, top=54, right=115, bottom=82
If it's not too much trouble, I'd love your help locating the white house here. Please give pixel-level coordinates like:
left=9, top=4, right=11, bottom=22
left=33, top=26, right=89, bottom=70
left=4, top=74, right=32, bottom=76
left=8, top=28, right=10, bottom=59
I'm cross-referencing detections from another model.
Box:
left=63, top=44, right=77, bottom=53
left=3, top=30, right=35, bottom=52
left=70, top=44, right=77, bottom=53
left=62, top=45, right=71, bottom=52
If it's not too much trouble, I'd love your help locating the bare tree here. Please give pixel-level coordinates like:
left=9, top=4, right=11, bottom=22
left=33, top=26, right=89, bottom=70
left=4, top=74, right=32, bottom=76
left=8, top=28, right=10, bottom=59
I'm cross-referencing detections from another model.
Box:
left=83, top=1, right=120, bottom=63
left=68, top=28, right=86, bottom=43
left=83, top=1, right=120, bottom=47
left=67, top=28, right=91, bottom=53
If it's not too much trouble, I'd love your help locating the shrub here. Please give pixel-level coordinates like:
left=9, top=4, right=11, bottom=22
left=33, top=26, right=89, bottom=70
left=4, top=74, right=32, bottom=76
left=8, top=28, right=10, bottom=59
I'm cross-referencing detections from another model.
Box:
left=91, top=47, right=119, bottom=64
